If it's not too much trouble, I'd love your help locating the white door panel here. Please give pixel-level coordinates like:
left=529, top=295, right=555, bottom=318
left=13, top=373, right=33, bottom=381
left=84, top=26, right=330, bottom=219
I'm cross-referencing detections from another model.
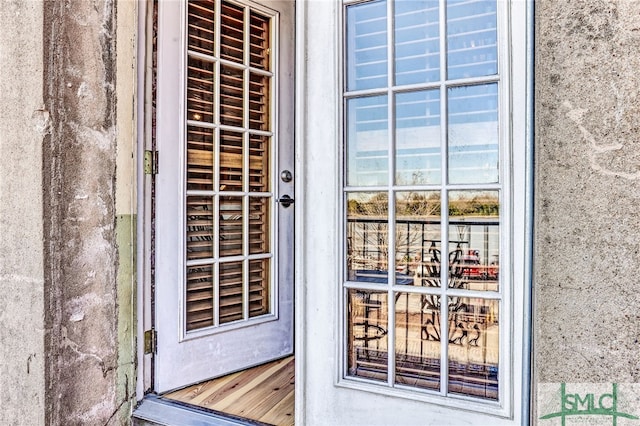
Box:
left=154, top=0, right=294, bottom=393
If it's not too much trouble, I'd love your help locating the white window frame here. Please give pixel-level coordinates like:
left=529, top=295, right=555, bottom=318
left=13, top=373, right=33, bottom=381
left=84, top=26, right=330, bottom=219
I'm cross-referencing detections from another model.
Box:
left=336, top=0, right=530, bottom=420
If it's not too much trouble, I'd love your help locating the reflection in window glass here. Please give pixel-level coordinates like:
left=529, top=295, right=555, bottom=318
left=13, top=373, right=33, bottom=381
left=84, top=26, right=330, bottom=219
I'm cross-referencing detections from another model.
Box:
left=449, top=190, right=500, bottom=291
left=448, top=84, right=499, bottom=184
left=346, top=0, right=388, bottom=91
left=347, top=192, right=389, bottom=281
left=343, top=0, right=506, bottom=402
left=395, top=191, right=441, bottom=285
left=448, top=297, right=499, bottom=400
left=395, top=90, right=441, bottom=185
left=394, top=0, right=439, bottom=86
left=347, top=96, right=389, bottom=186
left=348, top=289, right=388, bottom=382
left=447, top=0, right=497, bottom=80
left=395, top=293, right=440, bottom=390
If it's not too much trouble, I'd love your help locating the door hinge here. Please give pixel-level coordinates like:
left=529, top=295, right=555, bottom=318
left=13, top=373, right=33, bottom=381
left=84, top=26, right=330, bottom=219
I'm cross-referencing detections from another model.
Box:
left=144, top=150, right=158, bottom=175
left=144, top=328, right=157, bottom=354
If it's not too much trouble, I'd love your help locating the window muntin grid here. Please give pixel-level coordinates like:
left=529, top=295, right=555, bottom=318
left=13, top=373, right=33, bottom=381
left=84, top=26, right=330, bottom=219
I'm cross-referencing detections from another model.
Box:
left=343, top=0, right=503, bottom=403
left=184, top=0, right=275, bottom=333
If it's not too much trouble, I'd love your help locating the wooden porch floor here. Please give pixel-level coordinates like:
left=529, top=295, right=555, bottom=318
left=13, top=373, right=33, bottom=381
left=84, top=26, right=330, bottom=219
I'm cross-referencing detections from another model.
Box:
left=164, top=356, right=295, bottom=426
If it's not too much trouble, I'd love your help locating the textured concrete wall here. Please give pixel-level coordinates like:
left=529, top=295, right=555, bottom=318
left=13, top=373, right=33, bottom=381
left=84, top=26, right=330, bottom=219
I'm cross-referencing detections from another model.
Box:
left=42, top=0, right=136, bottom=424
left=534, top=0, right=640, bottom=414
left=0, top=1, right=46, bottom=425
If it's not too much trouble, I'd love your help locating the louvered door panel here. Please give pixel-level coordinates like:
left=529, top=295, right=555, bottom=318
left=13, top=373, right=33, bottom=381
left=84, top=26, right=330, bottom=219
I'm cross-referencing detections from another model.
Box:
left=185, top=0, right=274, bottom=332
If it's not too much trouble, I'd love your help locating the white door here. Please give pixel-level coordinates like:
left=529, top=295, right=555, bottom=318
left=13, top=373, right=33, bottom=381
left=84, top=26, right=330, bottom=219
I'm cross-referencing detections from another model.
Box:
left=298, top=0, right=530, bottom=424
left=154, top=0, right=295, bottom=393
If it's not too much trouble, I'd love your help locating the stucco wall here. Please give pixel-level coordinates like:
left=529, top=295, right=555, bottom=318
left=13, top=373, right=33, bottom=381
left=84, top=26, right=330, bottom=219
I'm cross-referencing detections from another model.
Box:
left=0, top=1, right=46, bottom=424
left=534, top=0, right=640, bottom=418
left=42, top=0, right=137, bottom=424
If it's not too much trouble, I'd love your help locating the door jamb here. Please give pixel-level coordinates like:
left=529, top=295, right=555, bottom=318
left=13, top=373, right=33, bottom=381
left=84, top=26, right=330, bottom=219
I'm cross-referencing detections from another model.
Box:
left=136, top=0, right=153, bottom=400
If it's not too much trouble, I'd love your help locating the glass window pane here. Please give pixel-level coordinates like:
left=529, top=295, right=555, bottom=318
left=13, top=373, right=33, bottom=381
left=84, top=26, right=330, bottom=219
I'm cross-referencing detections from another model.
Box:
left=347, top=192, right=389, bottom=281
left=395, top=191, right=441, bottom=286
left=446, top=0, right=497, bottom=79
left=186, top=264, right=215, bottom=331
left=248, top=134, right=270, bottom=192
left=186, top=196, right=214, bottom=261
left=188, top=1, right=216, bottom=55
left=395, top=292, right=440, bottom=390
left=219, top=261, right=244, bottom=324
left=448, top=190, right=500, bottom=291
left=220, top=130, right=244, bottom=191
left=348, top=289, right=389, bottom=382
left=220, top=65, right=244, bottom=128
left=346, top=0, right=388, bottom=91
left=448, top=297, right=499, bottom=400
left=448, top=84, right=498, bottom=184
left=187, top=57, right=215, bottom=123
left=394, top=0, right=439, bottom=86
left=187, top=126, right=214, bottom=191
left=219, top=196, right=243, bottom=257
left=347, top=96, right=389, bottom=186
left=220, top=1, right=245, bottom=63
left=395, top=90, right=441, bottom=185
left=248, top=196, right=270, bottom=254
left=249, top=73, right=270, bottom=131
left=248, top=259, right=270, bottom=317
left=249, top=11, right=270, bottom=70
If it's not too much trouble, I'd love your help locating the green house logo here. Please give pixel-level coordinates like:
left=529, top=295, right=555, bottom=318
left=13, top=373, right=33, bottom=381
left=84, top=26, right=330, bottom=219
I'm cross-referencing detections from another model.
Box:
left=540, top=383, right=638, bottom=425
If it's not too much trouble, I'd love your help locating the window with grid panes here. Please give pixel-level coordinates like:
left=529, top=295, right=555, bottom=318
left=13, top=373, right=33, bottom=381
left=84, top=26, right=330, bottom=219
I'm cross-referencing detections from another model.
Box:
left=185, top=0, right=274, bottom=331
left=343, top=0, right=509, bottom=402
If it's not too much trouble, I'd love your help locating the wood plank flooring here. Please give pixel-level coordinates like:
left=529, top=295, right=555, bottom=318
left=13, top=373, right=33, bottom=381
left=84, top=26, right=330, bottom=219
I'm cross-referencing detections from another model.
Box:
left=164, top=356, right=294, bottom=426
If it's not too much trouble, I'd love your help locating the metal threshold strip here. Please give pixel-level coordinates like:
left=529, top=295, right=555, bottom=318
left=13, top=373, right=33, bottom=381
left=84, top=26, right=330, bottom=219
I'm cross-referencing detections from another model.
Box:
left=133, top=394, right=273, bottom=426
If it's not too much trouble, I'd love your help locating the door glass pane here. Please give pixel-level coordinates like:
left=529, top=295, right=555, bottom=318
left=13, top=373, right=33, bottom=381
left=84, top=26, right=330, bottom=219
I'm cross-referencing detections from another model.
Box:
left=347, top=289, right=388, bottom=382
left=448, top=84, right=499, bottom=185
left=186, top=196, right=214, bottom=261
left=248, top=134, right=270, bottom=192
left=219, top=196, right=243, bottom=257
left=448, top=297, right=499, bottom=399
left=219, top=261, right=244, bottom=324
left=446, top=0, right=497, bottom=80
left=448, top=190, right=500, bottom=291
left=187, top=57, right=215, bottom=123
left=185, top=0, right=274, bottom=332
left=187, top=126, right=214, bottom=191
left=343, top=0, right=504, bottom=402
left=249, top=73, right=270, bottom=131
left=220, top=65, right=244, bottom=128
left=188, top=0, right=215, bottom=55
left=249, top=11, right=270, bottom=70
left=347, top=95, right=389, bottom=187
left=220, top=1, right=245, bottom=62
left=249, top=259, right=270, bottom=318
left=346, top=0, right=388, bottom=91
left=394, top=0, right=439, bottom=86
left=395, top=292, right=440, bottom=391
left=186, top=264, right=214, bottom=331
left=248, top=196, right=269, bottom=254
left=395, top=191, right=440, bottom=285
left=347, top=192, right=389, bottom=281
left=395, top=90, right=440, bottom=185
